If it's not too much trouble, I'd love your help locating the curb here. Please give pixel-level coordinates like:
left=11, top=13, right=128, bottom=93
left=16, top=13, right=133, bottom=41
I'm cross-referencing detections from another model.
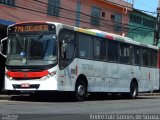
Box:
left=0, top=95, right=12, bottom=100
left=139, top=93, right=160, bottom=96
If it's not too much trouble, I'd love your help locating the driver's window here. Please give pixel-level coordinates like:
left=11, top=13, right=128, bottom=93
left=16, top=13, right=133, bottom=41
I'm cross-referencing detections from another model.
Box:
left=59, top=29, right=75, bottom=69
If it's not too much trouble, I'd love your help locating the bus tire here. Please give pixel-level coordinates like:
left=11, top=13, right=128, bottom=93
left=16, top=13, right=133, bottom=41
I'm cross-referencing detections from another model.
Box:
left=129, top=81, right=138, bottom=98
left=74, top=80, right=87, bottom=101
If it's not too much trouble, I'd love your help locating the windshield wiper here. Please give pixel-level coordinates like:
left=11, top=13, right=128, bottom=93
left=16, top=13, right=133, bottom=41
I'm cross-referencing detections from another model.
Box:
left=36, top=34, right=43, bottom=41
left=16, top=34, right=25, bottom=49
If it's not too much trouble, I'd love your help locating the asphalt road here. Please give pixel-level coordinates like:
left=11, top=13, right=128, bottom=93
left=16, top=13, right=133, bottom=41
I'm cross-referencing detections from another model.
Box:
left=0, top=95, right=160, bottom=120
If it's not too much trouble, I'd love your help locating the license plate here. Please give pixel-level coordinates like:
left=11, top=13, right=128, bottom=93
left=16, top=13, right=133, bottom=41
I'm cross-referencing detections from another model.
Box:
left=21, top=83, right=30, bottom=88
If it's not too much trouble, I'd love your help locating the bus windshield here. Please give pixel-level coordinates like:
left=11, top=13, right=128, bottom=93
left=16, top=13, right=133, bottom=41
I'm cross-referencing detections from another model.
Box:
left=6, top=33, right=57, bottom=66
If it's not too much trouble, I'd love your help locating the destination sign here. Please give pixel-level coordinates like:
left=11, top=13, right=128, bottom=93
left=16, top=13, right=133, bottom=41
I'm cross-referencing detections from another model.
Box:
left=8, top=24, right=55, bottom=33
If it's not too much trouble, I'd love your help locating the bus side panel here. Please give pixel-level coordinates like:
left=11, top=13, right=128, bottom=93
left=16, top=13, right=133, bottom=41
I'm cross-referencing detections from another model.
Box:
left=138, top=67, right=150, bottom=92
left=107, top=63, right=119, bottom=92
left=58, top=59, right=78, bottom=91
left=131, top=65, right=140, bottom=88
left=76, top=59, right=94, bottom=92
left=139, top=68, right=159, bottom=92
left=151, top=68, right=159, bottom=90
left=93, top=61, right=107, bottom=92
left=118, top=64, right=131, bottom=92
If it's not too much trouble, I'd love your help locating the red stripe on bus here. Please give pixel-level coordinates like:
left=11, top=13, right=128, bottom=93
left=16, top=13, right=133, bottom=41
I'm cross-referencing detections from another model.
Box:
left=105, top=35, right=114, bottom=40
left=6, top=70, right=49, bottom=78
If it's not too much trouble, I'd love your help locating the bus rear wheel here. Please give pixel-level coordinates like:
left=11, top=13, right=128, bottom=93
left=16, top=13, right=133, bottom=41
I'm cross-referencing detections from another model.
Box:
left=74, top=81, right=87, bottom=101
left=129, top=81, right=138, bottom=98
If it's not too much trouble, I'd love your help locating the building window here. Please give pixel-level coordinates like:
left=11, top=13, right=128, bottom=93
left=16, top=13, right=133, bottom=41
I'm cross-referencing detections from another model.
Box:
left=0, top=0, right=15, bottom=6
left=75, top=0, right=81, bottom=27
left=130, top=14, right=142, bottom=24
left=102, top=12, right=105, bottom=17
left=111, top=14, right=122, bottom=32
left=48, top=0, right=60, bottom=17
left=91, top=6, right=101, bottom=26
left=143, top=18, right=155, bottom=28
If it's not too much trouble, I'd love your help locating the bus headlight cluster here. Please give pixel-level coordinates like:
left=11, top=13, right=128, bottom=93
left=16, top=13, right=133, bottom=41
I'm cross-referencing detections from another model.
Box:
left=5, top=72, right=15, bottom=80
left=6, top=76, right=15, bottom=80
left=40, top=71, right=57, bottom=81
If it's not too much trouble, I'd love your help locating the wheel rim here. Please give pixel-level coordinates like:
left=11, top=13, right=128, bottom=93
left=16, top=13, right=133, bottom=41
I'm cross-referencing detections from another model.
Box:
left=131, top=87, right=136, bottom=97
left=77, top=85, right=85, bottom=96
left=131, top=83, right=137, bottom=98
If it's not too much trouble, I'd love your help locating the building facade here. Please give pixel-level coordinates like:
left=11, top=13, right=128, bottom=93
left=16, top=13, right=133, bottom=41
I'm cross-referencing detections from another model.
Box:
left=0, top=0, right=132, bottom=35
left=0, top=0, right=132, bottom=91
left=127, top=9, right=157, bottom=46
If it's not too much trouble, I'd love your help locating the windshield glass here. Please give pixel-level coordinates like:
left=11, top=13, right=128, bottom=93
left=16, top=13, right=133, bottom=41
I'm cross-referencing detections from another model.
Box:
left=6, top=33, right=57, bottom=66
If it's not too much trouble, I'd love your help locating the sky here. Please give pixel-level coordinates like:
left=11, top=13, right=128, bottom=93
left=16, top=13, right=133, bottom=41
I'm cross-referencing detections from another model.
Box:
left=133, top=0, right=158, bottom=16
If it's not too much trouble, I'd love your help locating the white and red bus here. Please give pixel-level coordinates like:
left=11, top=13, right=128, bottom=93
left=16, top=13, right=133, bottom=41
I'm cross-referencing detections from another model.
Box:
left=0, top=21, right=159, bottom=101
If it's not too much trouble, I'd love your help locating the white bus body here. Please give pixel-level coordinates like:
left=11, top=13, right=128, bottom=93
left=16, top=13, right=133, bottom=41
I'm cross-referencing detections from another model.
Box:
left=1, top=21, right=159, bottom=101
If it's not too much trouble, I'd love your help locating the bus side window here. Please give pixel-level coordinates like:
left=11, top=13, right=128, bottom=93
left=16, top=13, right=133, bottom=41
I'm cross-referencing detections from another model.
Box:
left=78, top=34, right=93, bottom=59
left=141, top=48, right=149, bottom=66
left=93, top=37, right=106, bottom=60
left=79, top=50, right=86, bottom=57
left=108, top=40, right=118, bottom=62
left=150, top=49, right=158, bottom=67
left=119, top=43, right=131, bottom=64
left=133, top=46, right=140, bottom=65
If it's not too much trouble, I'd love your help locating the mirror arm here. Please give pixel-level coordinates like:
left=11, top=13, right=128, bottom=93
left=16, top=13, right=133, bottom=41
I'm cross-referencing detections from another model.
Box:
left=1, top=37, right=8, bottom=43
left=0, top=37, right=8, bottom=58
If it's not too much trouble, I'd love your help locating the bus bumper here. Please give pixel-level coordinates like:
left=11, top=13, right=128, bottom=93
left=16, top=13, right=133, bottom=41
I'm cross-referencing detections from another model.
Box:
left=4, top=76, right=58, bottom=92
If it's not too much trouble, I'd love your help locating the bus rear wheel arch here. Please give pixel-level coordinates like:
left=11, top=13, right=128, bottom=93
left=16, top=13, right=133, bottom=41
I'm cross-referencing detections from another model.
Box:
left=74, top=76, right=88, bottom=101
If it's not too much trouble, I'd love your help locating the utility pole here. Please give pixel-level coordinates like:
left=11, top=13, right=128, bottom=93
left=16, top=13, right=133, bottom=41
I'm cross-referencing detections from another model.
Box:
left=153, top=0, right=160, bottom=46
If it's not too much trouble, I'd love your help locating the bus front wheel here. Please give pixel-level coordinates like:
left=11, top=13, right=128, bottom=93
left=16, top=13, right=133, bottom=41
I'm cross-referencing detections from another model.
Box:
left=74, top=81, right=87, bottom=101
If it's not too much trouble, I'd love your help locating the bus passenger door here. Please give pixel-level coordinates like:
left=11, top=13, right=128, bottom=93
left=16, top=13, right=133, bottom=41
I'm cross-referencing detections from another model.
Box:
left=59, top=29, right=76, bottom=91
